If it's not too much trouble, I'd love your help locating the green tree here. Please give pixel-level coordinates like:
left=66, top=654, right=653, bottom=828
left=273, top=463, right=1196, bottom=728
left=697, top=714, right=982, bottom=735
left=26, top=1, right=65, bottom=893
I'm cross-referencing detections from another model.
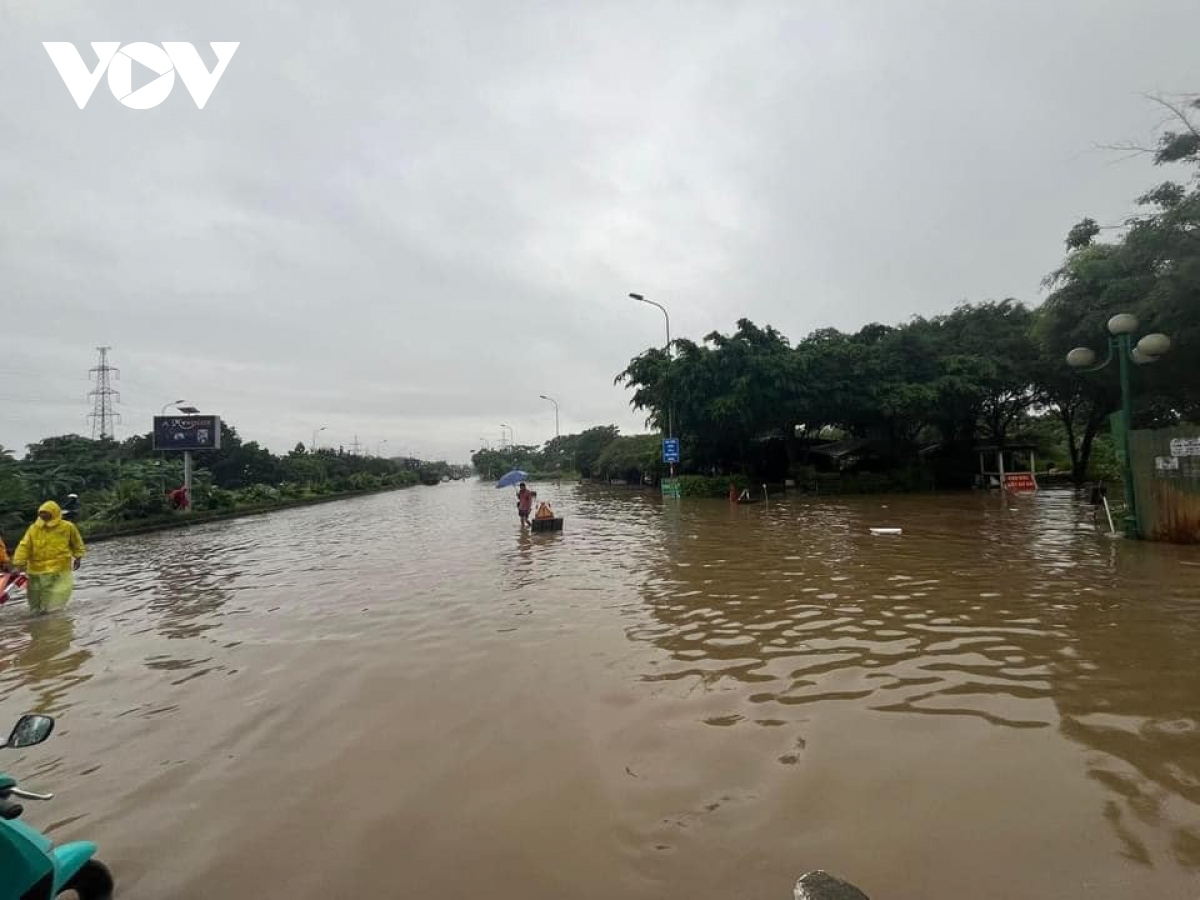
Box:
left=1034, top=94, right=1200, bottom=483
left=939, top=300, right=1039, bottom=447
left=594, top=434, right=661, bottom=483
left=571, top=426, right=620, bottom=478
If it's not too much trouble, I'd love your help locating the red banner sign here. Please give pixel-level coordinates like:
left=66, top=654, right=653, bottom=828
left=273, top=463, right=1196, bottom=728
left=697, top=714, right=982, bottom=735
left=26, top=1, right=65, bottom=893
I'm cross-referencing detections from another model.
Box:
left=1003, top=472, right=1038, bottom=492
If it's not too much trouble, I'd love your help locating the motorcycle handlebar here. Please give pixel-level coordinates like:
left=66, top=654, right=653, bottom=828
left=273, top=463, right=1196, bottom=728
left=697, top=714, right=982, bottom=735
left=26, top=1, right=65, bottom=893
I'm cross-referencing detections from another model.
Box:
left=10, top=787, right=53, bottom=801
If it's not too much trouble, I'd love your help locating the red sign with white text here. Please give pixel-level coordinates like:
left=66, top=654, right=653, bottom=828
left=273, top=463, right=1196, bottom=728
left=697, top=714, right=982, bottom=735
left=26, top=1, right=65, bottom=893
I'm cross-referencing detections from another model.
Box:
left=1004, top=472, right=1038, bottom=492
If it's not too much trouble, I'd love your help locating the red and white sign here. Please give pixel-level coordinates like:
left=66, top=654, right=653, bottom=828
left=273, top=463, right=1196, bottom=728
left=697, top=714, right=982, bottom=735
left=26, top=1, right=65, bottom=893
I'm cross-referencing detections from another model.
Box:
left=1003, top=472, right=1038, bottom=492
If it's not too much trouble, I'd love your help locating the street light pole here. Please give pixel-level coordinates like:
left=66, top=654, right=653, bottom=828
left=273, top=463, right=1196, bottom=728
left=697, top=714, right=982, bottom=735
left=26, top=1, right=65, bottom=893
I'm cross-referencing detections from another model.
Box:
left=1067, top=313, right=1172, bottom=540
left=160, top=400, right=199, bottom=514
left=1116, top=331, right=1136, bottom=536
left=311, top=425, right=327, bottom=454
left=500, top=423, right=512, bottom=449
left=378, top=439, right=388, bottom=458
left=539, top=394, right=560, bottom=438
left=629, top=293, right=673, bottom=441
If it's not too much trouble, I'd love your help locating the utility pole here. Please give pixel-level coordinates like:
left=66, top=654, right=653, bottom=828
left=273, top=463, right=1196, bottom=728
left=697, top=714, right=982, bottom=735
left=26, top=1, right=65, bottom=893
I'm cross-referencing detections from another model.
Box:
left=88, top=346, right=121, bottom=440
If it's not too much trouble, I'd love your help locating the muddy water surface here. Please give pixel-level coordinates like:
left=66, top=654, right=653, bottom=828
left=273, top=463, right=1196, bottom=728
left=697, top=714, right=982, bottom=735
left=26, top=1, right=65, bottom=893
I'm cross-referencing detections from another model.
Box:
left=1, top=483, right=1198, bottom=899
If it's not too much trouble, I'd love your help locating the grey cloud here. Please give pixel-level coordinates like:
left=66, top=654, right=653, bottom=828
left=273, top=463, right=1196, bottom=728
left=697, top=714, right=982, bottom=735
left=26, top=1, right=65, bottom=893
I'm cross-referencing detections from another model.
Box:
left=1, top=0, right=1196, bottom=459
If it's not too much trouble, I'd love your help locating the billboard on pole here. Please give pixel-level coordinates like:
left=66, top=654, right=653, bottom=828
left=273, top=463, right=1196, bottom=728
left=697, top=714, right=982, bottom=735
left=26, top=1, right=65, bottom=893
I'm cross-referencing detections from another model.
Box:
left=152, top=415, right=221, bottom=451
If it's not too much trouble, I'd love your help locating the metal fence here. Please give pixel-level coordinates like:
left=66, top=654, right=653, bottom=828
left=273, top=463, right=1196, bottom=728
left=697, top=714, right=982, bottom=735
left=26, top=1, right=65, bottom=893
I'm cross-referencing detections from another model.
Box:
left=1129, top=426, right=1200, bottom=543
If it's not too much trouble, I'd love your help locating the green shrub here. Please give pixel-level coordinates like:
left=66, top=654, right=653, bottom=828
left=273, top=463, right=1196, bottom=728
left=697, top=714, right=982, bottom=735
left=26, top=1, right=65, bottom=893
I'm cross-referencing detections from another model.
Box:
left=676, top=475, right=750, bottom=497
left=234, top=484, right=281, bottom=504
left=278, top=481, right=308, bottom=499
left=808, top=469, right=928, bottom=494
left=88, top=479, right=170, bottom=522
left=347, top=472, right=384, bottom=491
left=195, top=485, right=237, bottom=511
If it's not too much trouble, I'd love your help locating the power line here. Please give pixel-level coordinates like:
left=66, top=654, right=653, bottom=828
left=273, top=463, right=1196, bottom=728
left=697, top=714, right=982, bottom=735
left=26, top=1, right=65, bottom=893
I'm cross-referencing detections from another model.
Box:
left=87, top=346, right=121, bottom=440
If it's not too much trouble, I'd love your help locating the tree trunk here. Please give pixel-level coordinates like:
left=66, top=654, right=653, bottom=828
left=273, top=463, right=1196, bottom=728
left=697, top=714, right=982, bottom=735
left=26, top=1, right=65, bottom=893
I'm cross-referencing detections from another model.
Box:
left=1057, top=405, right=1084, bottom=485
left=1078, top=428, right=1097, bottom=484
left=1071, top=403, right=1109, bottom=486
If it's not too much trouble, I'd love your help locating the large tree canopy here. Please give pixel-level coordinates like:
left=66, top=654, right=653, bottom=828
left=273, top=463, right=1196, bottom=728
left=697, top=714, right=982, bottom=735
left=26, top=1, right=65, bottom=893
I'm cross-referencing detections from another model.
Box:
left=615, top=301, right=1041, bottom=478
left=611, top=94, right=1199, bottom=486
left=1036, top=94, right=1200, bottom=478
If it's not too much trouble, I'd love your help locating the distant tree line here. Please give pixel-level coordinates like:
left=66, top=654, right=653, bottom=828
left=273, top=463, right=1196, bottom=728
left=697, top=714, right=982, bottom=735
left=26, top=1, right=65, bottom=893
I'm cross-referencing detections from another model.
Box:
left=0, top=421, right=470, bottom=536
left=471, top=426, right=659, bottom=484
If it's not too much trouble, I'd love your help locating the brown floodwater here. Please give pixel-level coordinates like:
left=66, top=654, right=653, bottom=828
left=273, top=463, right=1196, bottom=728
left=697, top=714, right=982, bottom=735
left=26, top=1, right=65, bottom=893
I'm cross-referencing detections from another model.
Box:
left=1, top=483, right=1198, bottom=899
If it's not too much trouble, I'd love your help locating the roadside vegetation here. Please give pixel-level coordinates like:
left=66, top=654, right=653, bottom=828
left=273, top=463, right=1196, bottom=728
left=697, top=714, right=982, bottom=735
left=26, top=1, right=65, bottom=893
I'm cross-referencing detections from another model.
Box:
left=0, top=423, right=469, bottom=540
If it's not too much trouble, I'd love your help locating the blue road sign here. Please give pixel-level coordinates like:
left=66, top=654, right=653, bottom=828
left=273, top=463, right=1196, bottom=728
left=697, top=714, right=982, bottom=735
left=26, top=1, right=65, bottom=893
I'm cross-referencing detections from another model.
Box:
left=662, top=438, right=680, bottom=463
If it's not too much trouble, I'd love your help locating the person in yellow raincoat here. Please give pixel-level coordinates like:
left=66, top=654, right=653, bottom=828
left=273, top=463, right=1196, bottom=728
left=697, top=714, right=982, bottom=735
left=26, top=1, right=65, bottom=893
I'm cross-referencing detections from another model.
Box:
left=12, top=501, right=86, bottom=614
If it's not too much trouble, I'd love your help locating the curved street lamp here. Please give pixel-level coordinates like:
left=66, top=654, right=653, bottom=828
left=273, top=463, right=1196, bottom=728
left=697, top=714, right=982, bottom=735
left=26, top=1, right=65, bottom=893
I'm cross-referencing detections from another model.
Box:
left=1066, top=313, right=1172, bottom=539
left=629, top=292, right=673, bottom=440
left=311, top=425, right=327, bottom=454
left=539, top=394, right=560, bottom=438
left=161, top=399, right=200, bottom=415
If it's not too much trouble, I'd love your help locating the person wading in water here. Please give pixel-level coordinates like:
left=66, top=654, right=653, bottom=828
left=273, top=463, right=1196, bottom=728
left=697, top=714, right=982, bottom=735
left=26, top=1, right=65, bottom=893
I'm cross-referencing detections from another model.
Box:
left=516, top=482, right=534, bottom=527
left=11, top=501, right=86, bottom=614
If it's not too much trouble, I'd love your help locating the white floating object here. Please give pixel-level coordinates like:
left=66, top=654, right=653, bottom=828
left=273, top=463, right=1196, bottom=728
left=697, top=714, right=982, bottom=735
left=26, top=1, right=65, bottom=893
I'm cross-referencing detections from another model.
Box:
left=869, top=527, right=902, bottom=535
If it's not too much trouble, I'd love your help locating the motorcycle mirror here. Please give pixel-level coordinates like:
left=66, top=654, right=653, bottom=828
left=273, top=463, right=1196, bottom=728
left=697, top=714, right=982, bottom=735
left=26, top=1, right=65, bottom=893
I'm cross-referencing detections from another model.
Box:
left=1, top=714, right=54, bottom=749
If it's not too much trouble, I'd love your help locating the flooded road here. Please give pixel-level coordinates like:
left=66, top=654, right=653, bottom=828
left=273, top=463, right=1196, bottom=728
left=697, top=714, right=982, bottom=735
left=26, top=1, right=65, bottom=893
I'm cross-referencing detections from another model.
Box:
left=2, top=482, right=1199, bottom=899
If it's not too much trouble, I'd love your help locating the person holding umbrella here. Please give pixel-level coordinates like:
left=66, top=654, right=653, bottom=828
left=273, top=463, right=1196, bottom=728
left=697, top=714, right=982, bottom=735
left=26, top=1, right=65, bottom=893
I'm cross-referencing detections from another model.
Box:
left=495, top=469, right=534, bottom=527
left=516, top=482, right=535, bottom=527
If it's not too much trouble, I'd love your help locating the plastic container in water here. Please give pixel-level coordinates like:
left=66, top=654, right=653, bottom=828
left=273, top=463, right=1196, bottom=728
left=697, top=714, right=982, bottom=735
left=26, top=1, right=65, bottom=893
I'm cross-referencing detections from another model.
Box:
left=869, top=527, right=902, bottom=535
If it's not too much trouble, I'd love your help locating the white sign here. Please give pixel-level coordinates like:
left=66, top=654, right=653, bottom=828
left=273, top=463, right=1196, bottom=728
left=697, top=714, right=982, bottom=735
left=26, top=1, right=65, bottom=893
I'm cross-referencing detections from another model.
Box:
left=43, top=42, right=239, bottom=109
left=1169, top=437, right=1200, bottom=457
left=1156, top=456, right=1181, bottom=471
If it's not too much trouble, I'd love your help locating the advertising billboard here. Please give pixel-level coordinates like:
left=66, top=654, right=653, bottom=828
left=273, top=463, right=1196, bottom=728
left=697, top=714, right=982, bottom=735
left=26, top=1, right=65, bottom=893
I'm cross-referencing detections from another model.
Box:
left=152, top=415, right=222, bottom=451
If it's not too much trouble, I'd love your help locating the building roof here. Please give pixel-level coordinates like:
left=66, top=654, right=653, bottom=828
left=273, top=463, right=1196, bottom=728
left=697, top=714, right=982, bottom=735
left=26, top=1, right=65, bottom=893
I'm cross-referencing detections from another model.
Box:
left=810, top=437, right=878, bottom=459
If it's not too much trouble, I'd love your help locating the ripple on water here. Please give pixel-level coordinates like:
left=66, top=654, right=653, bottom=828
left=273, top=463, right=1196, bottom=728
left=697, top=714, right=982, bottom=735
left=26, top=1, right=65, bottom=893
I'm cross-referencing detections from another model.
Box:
left=1, top=485, right=1198, bottom=899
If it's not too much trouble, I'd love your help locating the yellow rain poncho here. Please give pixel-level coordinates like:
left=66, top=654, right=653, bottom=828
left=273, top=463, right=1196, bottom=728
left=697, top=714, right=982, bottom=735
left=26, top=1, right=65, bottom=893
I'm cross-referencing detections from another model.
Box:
left=13, top=501, right=85, bottom=613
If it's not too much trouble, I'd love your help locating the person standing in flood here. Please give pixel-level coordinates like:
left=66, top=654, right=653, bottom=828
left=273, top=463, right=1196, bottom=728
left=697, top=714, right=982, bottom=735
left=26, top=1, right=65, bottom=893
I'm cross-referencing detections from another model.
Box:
left=0, top=530, right=13, bottom=595
left=12, top=501, right=86, bottom=614
left=516, top=482, right=534, bottom=527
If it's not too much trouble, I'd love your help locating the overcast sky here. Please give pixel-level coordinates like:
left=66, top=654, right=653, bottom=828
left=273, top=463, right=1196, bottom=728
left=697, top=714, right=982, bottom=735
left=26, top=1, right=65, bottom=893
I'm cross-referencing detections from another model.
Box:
left=1, top=1, right=1196, bottom=461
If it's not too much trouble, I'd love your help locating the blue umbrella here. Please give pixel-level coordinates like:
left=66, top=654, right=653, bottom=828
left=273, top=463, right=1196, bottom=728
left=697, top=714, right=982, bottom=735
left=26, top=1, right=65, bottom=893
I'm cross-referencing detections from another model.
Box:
left=495, top=469, right=529, bottom=489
